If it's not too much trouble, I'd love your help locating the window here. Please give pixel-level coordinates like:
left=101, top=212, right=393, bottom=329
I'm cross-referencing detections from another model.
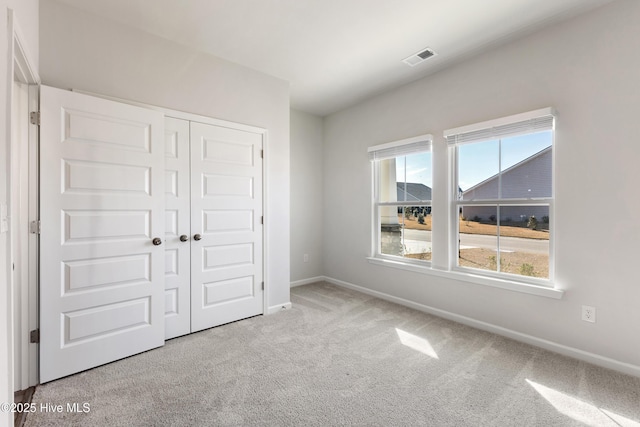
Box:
left=445, top=108, right=555, bottom=283
left=369, top=135, right=433, bottom=263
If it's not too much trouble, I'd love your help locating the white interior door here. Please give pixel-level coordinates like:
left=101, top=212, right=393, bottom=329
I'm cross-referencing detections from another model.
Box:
left=39, top=86, right=165, bottom=383
left=190, top=122, right=264, bottom=332
left=164, top=118, right=191, bottom=339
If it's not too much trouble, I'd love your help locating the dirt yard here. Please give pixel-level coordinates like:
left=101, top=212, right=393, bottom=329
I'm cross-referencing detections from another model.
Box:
left=458, top=248, right=549, bottom=278
left=398, top=214, right=549, bottom=240
left=405, top=248, right=548, bottom=278
left=399, top=214, right=549, bottom=278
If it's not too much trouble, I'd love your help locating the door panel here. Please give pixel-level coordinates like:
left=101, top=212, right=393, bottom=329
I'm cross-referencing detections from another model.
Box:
left=163, top=117, right=191, bottom=339
left=39, top=86, right=165, bottom=383
left=190, top=122, right=263, bottom=332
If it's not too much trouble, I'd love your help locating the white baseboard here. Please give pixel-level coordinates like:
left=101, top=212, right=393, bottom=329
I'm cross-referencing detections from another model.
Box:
left=266, top=302, right=292, bottom=315
left=322, top=276, right=640, bottom=378
left=290, top=276, right=325, bottom=287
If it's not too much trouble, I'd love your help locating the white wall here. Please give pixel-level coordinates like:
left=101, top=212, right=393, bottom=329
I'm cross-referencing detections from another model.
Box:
left=0, top=6, right=11, bottom=424
left=290, top=109, right=324, bottom=283
left=323, top=0, right=640, bottom=369
left=39, top=0, right=291, bottom=311
left=1, top=2, right=38, bottom=425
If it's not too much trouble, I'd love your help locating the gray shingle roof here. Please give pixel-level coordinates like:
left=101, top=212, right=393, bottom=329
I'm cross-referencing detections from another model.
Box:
left=397, top=182, right=431, bottom=202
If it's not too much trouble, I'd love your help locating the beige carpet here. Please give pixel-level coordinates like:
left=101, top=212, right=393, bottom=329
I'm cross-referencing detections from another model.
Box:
left=26, top=282, right=640, bottom=426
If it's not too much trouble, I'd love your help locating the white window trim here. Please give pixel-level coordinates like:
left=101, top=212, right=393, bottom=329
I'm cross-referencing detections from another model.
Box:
left=366, top=109, right=564, bottom=300
left=370, top=134, right=433, bottom=264
left=366, top=256, right=563, bottom=299
left=368, top=134, right=433, bottom=159
left=444, top=107, right=556, bottom=143
left=447, top=107, right=557, bottom=289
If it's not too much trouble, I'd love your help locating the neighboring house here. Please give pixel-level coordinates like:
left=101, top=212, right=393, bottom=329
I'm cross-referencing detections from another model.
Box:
left=397, top=182, right=431, bottom=202
left=461, top=147, right=551, bottom=222
left=397, top=182, right=432, bottom=214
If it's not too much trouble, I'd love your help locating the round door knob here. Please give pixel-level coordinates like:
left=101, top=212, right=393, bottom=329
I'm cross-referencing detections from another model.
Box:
left=179, top=235, right=189, bottom=242
left=193, top=234, right=202, bottom=241
left=152, top=237, right=163, bottom=246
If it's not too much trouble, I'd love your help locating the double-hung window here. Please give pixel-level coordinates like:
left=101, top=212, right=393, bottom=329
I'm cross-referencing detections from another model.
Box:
left=369, top=134, right=433, bottom=263
left=445, top=108, right=555, bottom=283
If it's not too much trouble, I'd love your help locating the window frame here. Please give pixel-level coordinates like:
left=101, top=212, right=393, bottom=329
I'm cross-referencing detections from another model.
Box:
left=446, top=108, right=556, bottom=286
left=365, top=109, right=563, bottom=299
left=369, top=134, right=434, bottom=266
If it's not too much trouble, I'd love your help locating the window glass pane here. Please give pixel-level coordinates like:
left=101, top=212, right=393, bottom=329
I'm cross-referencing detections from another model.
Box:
left=458, top=140, right=499, bottom=200
left=458, top=205, right=498, bottom=272
left=379, top=153, right=432, bottom=203
left=379, top=205, right=405, bottom=257
left=500, top=131, right=552, bottom=199
left=396, top=156, right=407, bottom=201
left=378, top=158, right=398, bottom=203
left=379, top=206, right=431, bottom=261
left=497, top=205, right=550, bottom=279
left=402, top=206, right=432, bottom=260
left=399, top=152, right=432, bottom=202
left=458, top=205, right=550, bottom=278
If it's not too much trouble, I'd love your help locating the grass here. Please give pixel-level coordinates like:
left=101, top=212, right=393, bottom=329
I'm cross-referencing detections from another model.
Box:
left=399, top=214, right=549, bottom=240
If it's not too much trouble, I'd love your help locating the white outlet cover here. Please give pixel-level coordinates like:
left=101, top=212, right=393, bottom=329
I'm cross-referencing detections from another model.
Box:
left=582, top=305, right=596, bottom=323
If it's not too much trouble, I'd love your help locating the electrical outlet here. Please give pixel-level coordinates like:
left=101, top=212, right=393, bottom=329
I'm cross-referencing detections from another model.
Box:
left=303, top=254, right=309, bottom=263
left=582, top=305, right=596, bottom=323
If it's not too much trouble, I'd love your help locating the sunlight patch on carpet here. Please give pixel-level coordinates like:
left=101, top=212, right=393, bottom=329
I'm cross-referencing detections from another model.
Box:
left=526, top=379, right=640, bottom=427
left=395, top=328, right=438, bottom=359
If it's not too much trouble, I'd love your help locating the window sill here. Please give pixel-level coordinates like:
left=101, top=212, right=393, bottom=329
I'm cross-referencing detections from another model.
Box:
left=366, top=257, right=564, bottom=300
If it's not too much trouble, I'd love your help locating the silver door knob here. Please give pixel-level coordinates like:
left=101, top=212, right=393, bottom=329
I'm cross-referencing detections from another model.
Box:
left=179, top=235, right=189, bottom=242
left=193, top=234, right=202, bottom=241
left=152, top=237, right=163, bottom=246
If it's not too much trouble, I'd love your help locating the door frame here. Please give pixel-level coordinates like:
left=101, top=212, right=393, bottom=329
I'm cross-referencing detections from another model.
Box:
left=72, top=90, right=270, bottom=318
left=8, top=9, right=40, bottom=391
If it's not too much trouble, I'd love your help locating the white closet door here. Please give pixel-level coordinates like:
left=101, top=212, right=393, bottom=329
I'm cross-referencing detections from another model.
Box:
left=164, top=117, right=191, bottom=339
left=190, top=122, right=264, bottom=332
left=39, top=86, right=165, bottom=383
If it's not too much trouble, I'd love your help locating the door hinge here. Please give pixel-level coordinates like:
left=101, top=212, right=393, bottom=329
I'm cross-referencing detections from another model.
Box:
left=29, top=220, right=41, bottom=234
left=29, top=111, right=40, bottom=126
left=30, top=329, right=40, bottom=343
left=261, top=216, right=264, bottom=225
left=261, top=282, right=264, bottom=291
left=261, top=149, right=264, bottom=159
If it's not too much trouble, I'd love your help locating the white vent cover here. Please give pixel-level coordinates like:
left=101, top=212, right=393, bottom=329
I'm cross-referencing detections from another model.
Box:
left=402, top=48, right=436, bottom=67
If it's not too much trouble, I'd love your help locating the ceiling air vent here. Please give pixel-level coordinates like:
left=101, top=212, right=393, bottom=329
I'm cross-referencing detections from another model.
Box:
left=402, top=48, right=436, bottom=67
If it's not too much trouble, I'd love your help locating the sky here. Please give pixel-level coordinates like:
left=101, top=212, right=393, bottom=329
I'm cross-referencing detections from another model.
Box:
left=396, top=130, right=552, bottom=191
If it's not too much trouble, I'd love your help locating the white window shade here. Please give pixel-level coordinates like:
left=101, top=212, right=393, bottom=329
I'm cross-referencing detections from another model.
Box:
left=368, top=134, right=432, bottom=161
left=445, top=108, right=555, bottom=145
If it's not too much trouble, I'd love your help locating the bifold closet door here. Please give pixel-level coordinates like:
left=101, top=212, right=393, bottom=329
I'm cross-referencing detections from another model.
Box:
left=164, top=118, right=191, bottom=339
left=190, top=122, right=264, bottom=332
left=39, top=86, right=166, bottom=383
